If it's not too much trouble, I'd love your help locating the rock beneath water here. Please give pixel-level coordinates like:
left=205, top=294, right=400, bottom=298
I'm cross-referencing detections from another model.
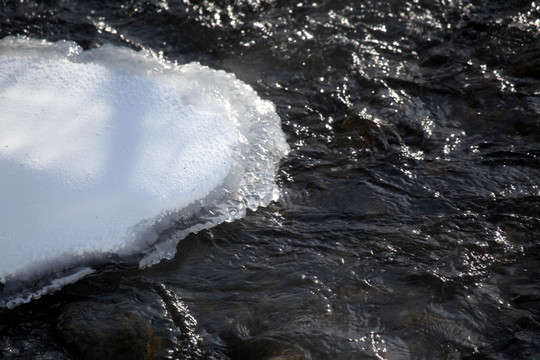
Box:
left=507, top=47, right=540, bottom=79
left=57, top=292, right=203, bottom=360
left=233, top=337, right=311, bottom=360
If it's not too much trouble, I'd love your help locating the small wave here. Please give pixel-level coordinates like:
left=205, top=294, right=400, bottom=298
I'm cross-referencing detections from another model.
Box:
left=0, top=36, right=289, bottom=308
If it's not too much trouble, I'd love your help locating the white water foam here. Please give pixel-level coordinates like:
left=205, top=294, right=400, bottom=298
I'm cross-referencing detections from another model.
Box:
left=0, top=37, right=289, bottom=308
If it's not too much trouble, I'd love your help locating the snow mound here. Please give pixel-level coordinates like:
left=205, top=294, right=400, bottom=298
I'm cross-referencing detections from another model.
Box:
left=0, top=37, right=289, bottom=308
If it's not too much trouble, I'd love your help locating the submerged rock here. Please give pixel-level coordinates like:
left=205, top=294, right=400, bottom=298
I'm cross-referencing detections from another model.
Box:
left=233, top=337, right=311, bottom=360
left=507, top=47, right=540, bottom=79
left=56, top=290, right=203, bottom=360
left=57, top=300, right=169, bottom=359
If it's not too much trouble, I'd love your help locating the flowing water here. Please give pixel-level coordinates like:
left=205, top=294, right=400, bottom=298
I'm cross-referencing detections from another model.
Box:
left=1, top=0, right=539, bottom=359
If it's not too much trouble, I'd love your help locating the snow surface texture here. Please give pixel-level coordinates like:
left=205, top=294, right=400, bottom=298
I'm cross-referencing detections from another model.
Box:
left=0, top=37, right=289, bottom=308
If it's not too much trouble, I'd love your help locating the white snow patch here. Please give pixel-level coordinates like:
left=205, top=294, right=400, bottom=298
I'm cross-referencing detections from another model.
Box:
left=0, top=37, right=288, bottom=307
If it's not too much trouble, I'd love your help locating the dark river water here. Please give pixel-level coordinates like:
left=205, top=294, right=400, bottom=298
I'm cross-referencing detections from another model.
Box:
left=1, top=0, right=540, bottom=359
